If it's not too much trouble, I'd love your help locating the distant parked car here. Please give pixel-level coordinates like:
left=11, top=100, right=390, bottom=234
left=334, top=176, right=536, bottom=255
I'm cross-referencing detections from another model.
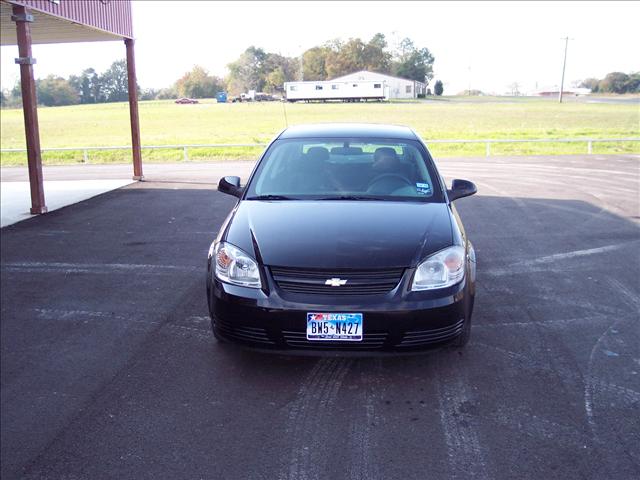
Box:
left=231, top=93, right=253, bottom=103
left=175, top=97, right=199, bottom=104
left=255, top=92, right=276, bottom=101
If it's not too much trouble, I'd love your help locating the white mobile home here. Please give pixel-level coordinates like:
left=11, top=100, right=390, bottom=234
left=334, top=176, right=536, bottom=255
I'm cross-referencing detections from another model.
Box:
left=331, top=71, right=426, bottom=99
left=284, top=80, right=388, bottom=102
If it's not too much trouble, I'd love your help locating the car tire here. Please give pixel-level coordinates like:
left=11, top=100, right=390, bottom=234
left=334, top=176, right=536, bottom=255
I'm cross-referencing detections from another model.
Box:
left=452, top=293, right=474, bottom=348
left=212, top=328, right=223, bottom=343
left=210, top=317, right=223, bottom=342
left=451, top=317, right=471, bottom=347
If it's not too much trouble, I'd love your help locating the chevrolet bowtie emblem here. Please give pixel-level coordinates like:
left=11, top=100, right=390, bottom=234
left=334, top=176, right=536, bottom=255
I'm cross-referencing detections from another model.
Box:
left=325, top=278, right=348, bottom=287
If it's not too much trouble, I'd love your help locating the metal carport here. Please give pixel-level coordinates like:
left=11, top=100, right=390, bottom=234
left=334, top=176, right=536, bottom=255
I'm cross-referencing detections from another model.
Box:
left=0, top=0, right=143, bottom=215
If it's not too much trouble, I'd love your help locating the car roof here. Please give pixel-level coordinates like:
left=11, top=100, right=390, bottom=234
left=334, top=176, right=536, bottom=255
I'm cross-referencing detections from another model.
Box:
left=278, top=123, right=418, bottom=140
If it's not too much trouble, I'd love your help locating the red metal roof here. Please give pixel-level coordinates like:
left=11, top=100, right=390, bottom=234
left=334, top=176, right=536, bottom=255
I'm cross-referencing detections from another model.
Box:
left=1, top=0, right=133, bottom=45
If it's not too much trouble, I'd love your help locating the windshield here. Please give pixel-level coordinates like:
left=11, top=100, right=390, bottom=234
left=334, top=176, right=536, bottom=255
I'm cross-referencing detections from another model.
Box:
left=245, top=138, right=443, bottom=202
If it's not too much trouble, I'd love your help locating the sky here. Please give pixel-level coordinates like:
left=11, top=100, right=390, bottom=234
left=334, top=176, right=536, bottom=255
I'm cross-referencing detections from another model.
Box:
left=1, top=1, right=639, bottom=95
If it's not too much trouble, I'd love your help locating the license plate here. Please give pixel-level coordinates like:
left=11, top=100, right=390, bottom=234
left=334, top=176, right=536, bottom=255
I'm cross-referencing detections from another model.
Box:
left=306, top=313, right=363, bottom=341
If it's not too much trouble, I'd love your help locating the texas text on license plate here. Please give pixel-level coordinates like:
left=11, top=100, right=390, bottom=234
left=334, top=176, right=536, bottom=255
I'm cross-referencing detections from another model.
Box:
left=306, top=313, right=363, bottom=341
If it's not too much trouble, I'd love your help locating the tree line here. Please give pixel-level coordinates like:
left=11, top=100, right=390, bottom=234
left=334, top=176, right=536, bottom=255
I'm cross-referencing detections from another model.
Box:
left=153, top=34, right=436, bottom=98
left=580, top=72, right=639, bottom=94
left=1, top=59, right=155, bottom=108
left=3, top=36, right=636, bottom=108
left=1, top=33, right=436, bottom=107
left=225, top=34, right=435, bottom=94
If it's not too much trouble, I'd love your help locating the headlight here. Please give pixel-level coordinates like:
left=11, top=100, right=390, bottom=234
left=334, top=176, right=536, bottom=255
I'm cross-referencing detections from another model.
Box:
left=213, top=241, right=262, bottom=288
left=411, top=246, right=465, bottom=291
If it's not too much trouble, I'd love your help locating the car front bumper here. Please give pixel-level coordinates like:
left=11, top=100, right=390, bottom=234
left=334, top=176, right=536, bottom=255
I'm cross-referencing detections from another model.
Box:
left=208, top=268, right=471, bottom=353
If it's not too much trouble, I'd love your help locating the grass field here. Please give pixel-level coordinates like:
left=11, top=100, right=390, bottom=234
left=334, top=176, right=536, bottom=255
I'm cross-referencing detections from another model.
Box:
left=1, top=96, right=638, bottom=165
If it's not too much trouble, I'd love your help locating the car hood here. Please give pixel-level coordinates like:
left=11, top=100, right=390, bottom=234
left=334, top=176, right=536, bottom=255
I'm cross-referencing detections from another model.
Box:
left=222, top=201, right=453, bottom=269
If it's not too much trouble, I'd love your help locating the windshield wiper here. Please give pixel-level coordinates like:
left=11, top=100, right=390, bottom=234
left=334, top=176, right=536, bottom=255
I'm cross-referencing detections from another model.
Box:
left=317, top=195, right=387, bottom=201
left=246, top=194, right=297, bottom=200
left=247, top=194, right=388, bottom=201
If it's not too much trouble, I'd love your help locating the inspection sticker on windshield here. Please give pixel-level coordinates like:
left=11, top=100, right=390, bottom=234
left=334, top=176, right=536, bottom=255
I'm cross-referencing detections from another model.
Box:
left=416, top=183, right=432, bottom=195
left=307, top=313, right=363, bottom=341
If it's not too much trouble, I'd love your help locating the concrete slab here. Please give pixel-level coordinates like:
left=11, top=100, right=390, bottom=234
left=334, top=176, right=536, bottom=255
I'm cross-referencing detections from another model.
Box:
left=1, top=179, right=134, bottom=227
left=1, top=162, right=257, bottom=184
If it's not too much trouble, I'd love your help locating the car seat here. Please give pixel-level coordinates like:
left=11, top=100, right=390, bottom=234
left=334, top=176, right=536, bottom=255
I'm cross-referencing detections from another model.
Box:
left=288, top=146, right=330, bottom=193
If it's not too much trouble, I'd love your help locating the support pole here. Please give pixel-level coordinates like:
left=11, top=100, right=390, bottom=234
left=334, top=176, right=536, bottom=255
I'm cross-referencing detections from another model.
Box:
left=125, top=38, right=143, bottom=180
left=13, top=5, right=47, bottom=214
left=559, top=37, right=569, bottom=104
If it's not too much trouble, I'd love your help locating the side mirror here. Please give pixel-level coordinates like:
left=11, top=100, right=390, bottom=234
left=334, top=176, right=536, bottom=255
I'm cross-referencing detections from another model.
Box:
left=447, top=179, right=477, bottom=202
left=218, top=176, right=243, bottom=198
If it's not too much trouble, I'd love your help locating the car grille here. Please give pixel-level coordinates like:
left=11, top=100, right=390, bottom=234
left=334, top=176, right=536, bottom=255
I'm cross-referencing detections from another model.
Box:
left=282, top=330, right=388, bottom=349
left=396, top=319, right=465, bottom=347
left=214, top=318, right=275, bottom=346
left=270, top=266, right=404, bottom=295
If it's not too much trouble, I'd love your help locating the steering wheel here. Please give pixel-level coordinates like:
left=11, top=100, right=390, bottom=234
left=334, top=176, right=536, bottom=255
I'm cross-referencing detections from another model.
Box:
left=366, top=173, right=413, bottom=193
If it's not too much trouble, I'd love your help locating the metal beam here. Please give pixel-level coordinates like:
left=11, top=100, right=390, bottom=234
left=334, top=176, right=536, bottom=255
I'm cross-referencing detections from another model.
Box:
left=125, top=38, right=143, bottom=180
left=13, top=5, right=47, bottom=214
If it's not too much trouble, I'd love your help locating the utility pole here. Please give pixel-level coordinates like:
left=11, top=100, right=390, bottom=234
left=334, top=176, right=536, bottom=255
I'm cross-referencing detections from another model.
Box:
left=298, top=44, right=304, bottom=81
left=559, top=37, right=570, bottom=103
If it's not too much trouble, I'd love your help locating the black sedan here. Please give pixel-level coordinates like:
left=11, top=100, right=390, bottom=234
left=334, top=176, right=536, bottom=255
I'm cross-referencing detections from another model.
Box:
left=207, top=124, right=477, bottom=353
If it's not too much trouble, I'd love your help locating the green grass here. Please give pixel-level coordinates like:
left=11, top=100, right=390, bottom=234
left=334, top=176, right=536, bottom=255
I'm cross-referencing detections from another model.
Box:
left=1, top=96, right=638, bottom=166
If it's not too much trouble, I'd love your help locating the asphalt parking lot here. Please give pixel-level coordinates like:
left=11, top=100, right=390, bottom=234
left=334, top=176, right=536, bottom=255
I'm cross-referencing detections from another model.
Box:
left=1, top=154, right=639, bottom=479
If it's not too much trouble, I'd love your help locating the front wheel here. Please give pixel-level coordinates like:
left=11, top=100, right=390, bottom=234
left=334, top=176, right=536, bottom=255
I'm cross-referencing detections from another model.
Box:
left=210, top=316, right=225, bottom=343
left=451, top=293, right=474, bottom=348
left=451, top=317, right=471, bottom=347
